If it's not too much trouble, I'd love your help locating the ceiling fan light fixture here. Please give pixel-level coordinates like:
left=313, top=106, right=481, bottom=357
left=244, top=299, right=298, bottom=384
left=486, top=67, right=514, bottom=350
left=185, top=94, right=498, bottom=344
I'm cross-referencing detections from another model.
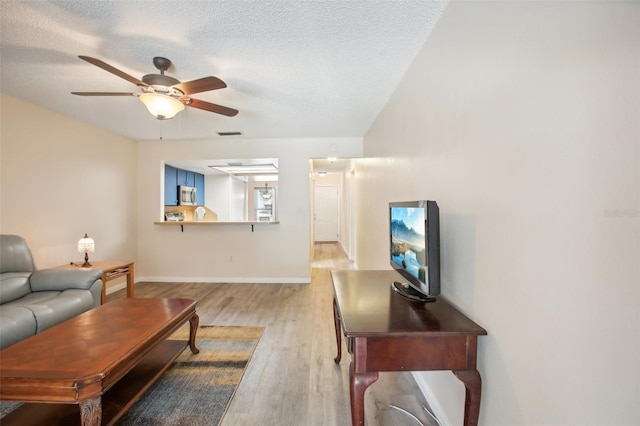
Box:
left=139, top=93, right=185, bottom=120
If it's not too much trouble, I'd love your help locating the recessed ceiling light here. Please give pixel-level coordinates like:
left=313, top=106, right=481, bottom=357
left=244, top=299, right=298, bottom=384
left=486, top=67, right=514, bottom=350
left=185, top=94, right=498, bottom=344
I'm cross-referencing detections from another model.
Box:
left=208, top=163, right=279, bottom=175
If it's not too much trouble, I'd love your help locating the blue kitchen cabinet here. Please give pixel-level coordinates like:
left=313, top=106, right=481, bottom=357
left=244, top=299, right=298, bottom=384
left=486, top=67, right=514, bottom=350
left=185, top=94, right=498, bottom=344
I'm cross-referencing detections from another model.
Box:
left=167, top=166, right=202, bottom=205
left=164, top=164, right=178, bottom=206
left=195, top=173, right=205, bottom=206
left=177, top=169, right=185, bottom=186
left=177, top=169, right=196, bottom=187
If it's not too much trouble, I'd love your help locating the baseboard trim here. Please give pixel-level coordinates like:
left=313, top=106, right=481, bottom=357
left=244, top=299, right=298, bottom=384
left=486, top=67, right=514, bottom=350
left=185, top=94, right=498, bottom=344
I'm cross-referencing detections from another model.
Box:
left=135, top=276, right=311, bottom=284
left=105, top=282, right=127, bottom=295
left=412, top=372, right=453, bottom=426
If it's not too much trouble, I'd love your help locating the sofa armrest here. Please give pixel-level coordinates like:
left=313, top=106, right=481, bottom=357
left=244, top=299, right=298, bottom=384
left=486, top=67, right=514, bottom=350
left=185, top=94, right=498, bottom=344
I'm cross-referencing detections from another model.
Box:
left=30, top=268, right=103, bottom=292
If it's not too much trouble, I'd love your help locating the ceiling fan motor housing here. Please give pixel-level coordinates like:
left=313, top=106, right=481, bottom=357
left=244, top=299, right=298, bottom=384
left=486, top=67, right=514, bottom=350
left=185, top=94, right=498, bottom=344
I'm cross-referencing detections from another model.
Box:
left=142, top=73, right=181, bottom=88
left=142, top=56, right=181, bottom=90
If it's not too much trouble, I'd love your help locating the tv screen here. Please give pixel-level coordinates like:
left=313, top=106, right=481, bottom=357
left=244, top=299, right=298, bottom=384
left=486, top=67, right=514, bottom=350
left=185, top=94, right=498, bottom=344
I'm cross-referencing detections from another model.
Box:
left=389, top=200, right=440, bottom=301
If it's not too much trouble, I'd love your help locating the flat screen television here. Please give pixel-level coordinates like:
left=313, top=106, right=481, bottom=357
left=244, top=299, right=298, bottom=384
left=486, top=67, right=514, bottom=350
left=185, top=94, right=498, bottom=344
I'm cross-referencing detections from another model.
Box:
left=389, top=200, right=440, bottom=302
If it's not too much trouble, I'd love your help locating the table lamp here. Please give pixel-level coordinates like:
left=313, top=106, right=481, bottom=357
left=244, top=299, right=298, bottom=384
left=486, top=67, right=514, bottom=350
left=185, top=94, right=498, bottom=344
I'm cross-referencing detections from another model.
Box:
left=77, top=233, right=95, bottom=267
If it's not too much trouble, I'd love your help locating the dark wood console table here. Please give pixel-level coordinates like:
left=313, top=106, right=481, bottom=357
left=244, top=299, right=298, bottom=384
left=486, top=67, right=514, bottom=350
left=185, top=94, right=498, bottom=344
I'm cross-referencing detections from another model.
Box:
left=331, top=270, right=487, bottom=426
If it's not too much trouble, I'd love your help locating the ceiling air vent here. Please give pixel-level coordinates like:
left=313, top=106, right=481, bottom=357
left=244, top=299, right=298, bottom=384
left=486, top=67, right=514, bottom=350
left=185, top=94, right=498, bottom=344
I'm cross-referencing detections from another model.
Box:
left=217, top=131, right=242, bottom=136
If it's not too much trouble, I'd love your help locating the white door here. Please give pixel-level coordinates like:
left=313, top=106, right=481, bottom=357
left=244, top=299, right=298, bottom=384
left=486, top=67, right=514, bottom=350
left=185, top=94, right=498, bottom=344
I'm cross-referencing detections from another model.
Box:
left=314, top=186, right=339, bottom=242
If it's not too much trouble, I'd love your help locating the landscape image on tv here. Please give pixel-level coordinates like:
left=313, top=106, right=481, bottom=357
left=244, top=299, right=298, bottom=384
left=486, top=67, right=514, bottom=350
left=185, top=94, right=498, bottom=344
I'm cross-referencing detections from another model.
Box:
left=390, top=207, right=427, bottom=282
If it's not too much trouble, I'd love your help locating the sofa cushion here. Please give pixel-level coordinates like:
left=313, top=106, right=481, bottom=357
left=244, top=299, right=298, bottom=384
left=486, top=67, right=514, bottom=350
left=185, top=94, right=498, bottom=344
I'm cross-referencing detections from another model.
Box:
left=0, top=235, right=35, bottom=274
left=3, top=290, right=96, bottom=333
left=0, top=306, right=37, bottom=349
left=30, top=268, right=103, bottom=292
left=2, top=290, right=61, bottom=306
left=0, top=272, right=33, bottom=304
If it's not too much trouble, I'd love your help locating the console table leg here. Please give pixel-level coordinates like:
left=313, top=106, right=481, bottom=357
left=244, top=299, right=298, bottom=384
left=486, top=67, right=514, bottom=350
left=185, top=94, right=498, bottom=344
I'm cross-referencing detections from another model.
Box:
left=350, top=362, right=378, bottom=426
left=453, top=369, right=482, bottom=426
left=188, top=313, right=200, bottom=354
left=79, top=397, right=101, bottom=426
left=333, top=297, right=342, bottom=363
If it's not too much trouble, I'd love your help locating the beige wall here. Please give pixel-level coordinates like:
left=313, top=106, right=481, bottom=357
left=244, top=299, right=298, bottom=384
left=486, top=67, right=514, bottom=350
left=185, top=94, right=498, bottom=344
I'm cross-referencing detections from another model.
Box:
left=0, top=92, right=363, bottom=284
left=136, top=137, right=362, bottom=283
left=356, top=2, right=639, bottom=425
left=0, top=94, right=138, bottom=269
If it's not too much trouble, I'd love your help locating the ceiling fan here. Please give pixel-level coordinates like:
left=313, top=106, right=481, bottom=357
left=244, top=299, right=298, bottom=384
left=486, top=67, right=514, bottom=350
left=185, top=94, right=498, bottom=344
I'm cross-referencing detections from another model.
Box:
left=71, top=56, right=238, bottom=120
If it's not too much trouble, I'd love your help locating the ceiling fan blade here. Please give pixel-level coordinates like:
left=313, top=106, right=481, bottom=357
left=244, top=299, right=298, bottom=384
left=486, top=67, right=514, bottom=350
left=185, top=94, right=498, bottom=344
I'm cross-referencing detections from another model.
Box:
left=78, top=56, right=148, bottom=88
left=173, top=77, right=227, bottom=95
left=187, top=98, right=238, bottom=117
left=71, top=92, right=136, bottom=96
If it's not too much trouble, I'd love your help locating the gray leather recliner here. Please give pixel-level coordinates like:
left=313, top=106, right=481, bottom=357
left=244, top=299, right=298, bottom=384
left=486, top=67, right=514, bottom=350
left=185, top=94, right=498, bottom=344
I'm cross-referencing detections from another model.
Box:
left=0, top=234, right=103, bottom=349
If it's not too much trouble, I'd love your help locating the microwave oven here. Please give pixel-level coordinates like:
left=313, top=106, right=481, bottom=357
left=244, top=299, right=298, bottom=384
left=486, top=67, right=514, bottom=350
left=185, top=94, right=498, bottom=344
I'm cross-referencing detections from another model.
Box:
left=179, top=185, right=197, bottom=206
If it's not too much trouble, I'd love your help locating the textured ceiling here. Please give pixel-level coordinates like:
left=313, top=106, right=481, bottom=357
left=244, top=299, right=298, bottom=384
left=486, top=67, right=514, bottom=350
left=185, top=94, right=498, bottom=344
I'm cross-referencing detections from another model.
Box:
left=0, top=1, right=447, bottom=141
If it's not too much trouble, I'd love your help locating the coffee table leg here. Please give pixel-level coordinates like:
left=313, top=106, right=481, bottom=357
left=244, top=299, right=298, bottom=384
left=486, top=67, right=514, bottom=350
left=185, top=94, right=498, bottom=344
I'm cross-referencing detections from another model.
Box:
left=189, top=313, right=200, bottom=354
left=80, top=397, right=101, bottom=426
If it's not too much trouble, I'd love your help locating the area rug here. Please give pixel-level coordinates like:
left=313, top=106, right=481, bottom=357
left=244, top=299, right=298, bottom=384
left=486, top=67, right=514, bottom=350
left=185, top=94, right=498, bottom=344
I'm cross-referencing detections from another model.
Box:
left=0, top=325, right=264, bottom=426
left=117, top=325, right=263, bottom=425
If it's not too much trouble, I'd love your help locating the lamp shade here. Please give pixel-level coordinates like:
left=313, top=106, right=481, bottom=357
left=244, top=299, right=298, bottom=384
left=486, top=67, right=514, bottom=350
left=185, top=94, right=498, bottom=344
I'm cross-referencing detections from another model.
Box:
left=77, top=233, right=95, bottom=254
left=139, top=93, right=185, bottom=120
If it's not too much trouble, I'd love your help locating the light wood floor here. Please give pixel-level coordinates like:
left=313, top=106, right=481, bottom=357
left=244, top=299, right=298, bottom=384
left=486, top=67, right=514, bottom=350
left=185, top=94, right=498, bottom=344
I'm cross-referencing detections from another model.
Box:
left=108, top=243, right=438, bottom=426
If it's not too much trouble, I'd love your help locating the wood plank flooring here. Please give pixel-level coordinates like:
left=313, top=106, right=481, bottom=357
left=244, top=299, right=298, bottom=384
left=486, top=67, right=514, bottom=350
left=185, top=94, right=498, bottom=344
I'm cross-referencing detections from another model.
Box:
left=108, top=243, right=438, bottom=426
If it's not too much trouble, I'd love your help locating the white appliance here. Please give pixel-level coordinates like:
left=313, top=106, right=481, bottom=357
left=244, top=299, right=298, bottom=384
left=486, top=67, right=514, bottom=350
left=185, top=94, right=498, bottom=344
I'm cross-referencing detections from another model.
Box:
left=165, top=212, right=184, bottom=221
left=179, top=185, right=197, bottom=206
left=194, top=206, right=206, bottom=221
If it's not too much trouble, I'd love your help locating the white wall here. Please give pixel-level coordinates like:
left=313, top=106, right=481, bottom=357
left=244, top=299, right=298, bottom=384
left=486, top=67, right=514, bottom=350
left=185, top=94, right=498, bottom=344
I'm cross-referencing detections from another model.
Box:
left=341, top=163, right=357, bottom=261
left=0, top=94, right=138, bottom=269
left=356, top=2, right=639, bottom=425
left=205, top=174, right=232, bottom=220
left=137, top=137, right=362, bottom=283
left=204, top=174, right=250, bottom=221
left=229, top=177, right=247, bottom=221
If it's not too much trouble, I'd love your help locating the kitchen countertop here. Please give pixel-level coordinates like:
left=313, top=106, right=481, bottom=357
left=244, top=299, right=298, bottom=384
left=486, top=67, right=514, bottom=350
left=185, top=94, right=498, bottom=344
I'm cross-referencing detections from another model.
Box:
left=154, top=220, right=279, bottom=225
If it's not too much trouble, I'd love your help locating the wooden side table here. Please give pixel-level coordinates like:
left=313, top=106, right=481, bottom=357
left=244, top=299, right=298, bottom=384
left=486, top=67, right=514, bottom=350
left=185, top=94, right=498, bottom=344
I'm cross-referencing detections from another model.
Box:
left=58, top=261, right=134, bottom=304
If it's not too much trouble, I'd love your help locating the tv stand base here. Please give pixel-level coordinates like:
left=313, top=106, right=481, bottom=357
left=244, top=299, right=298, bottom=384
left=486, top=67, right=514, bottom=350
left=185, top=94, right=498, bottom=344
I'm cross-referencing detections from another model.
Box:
left=392, top=281, right=436, bottom=302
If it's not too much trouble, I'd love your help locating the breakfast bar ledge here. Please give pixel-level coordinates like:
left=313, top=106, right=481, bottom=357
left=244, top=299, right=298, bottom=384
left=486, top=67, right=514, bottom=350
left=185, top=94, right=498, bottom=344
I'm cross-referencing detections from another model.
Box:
left=154, top=221, right=279, bottom=232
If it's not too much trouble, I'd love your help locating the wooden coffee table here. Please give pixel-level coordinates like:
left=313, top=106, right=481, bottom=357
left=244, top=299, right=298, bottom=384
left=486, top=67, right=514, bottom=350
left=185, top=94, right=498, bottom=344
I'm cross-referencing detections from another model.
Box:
left=0, top=298, right=199, bottom=426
